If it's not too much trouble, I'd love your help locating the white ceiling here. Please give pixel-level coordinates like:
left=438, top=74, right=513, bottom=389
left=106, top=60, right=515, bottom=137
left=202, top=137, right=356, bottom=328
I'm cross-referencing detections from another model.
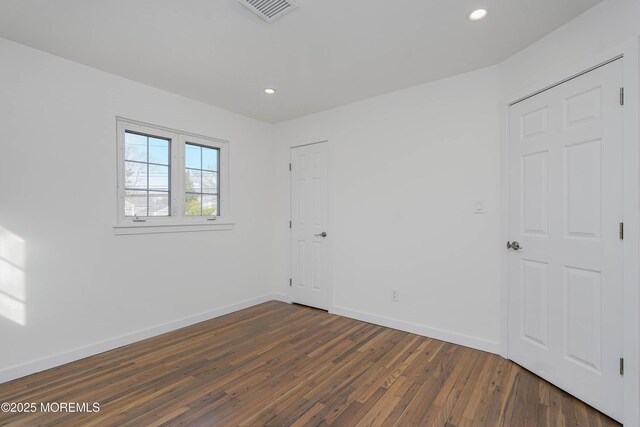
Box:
left=0, top=0, right=602, bottom=123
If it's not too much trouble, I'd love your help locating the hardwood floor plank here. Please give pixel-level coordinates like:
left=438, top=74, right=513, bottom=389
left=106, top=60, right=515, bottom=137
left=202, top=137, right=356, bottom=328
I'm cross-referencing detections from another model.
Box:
left=393, top=344, right=466, bottom=427
left=442, top=351, right=492, bottom=426
left=420, top=347, right=478, bottom=427
left=0, top=301, right=620, bottom=427
left=353, top=375, right=408, bottom=427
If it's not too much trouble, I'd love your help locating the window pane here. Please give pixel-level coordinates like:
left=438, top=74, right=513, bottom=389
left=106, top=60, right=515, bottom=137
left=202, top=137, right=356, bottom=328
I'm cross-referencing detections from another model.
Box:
left=202, top=171, right=217, bottom=194
left=202, top=195, right=218, bottom=216
left=148, top=192, right=169, bottom=216
left=185, top=194, right=201, bottom=216
left=149, top=137, right=169, bottom=165
left=121, top=126, right=174, bottom=220
left=185, top=169, right=201, bottom=193
left=185, top=144, right=201, bottom=169
left=125, top=133, right=147, bottom=162
left=202, top=147, right=218, bottom=171
left=149, top=164, right=169, bottom=191
left=125, top=190, right=147, bottom=216
left=125, top=161, right=147, bottom=189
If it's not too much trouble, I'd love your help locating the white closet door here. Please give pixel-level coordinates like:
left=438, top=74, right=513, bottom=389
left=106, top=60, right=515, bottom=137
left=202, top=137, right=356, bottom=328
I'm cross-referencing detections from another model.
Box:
left=507, top=59, right=624, bottom=421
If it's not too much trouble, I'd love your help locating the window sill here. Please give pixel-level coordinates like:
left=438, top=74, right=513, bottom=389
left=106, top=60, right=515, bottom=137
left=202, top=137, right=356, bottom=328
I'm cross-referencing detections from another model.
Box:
left=113, top=222, right=234, bottom=235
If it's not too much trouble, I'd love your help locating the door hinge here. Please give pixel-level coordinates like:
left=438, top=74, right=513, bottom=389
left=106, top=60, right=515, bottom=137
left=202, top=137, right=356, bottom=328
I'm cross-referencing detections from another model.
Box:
left=620, top=87, right=624, bottom=105
left=289, top=163, right=292, bottom=171
left=289, top=220, right=292, bottom=229
left=289, top=278, right=292, bottom=287
left=619, top=222, right=624, bottom=240
left=620, top=357, right=624, bottom=375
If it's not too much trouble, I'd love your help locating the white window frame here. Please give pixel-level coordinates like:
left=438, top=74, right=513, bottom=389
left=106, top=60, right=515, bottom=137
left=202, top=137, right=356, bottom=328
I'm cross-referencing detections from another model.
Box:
left=114, top=118, right=232, bottom=235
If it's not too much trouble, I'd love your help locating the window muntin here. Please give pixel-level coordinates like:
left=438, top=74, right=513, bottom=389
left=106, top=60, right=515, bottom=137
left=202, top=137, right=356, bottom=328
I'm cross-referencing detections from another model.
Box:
left=124, top=131, right=170, bottom=217
left=184, top=143, right=219, bottom=217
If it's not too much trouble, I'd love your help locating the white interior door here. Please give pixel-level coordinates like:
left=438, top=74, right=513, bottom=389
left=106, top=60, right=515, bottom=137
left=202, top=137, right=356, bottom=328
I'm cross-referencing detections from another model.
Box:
left=290, top=142, right=329, bottom=310
left=507, top=60, right=624, bottom=421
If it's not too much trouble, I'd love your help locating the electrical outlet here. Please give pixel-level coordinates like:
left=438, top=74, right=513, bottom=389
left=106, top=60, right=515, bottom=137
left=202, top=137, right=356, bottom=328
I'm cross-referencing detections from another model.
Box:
left=391, top=288, right=399, bottom=302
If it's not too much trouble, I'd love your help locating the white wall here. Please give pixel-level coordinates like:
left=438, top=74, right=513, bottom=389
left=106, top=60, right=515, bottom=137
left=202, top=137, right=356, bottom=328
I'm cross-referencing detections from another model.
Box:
left=501, top=0, right=640, bottom=101
left=272, top=66, right=503, bottom=352
left=0, top=37, right=276, bottom=380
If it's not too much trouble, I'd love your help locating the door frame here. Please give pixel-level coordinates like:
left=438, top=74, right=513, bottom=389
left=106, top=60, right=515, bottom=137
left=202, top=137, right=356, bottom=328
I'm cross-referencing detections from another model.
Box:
left=501, top=37, right=640, bottom=425
left=288, top=140, right=333, bottom=311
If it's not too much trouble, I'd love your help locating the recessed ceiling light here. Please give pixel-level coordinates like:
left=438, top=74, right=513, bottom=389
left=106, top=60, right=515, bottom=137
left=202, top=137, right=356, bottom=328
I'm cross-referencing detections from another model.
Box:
left=264, top=88, right=276, bottom=95
left=468, top=9, right=488, bottom=21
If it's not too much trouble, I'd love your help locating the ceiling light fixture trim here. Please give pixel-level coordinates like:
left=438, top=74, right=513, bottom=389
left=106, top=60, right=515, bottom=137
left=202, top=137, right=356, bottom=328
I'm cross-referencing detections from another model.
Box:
left=468, top=9, right=488, bottom=21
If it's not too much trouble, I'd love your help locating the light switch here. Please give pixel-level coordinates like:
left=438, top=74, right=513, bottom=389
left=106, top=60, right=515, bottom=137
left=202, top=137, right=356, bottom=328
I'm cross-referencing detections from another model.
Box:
left=474, top=199, right=485, bottom=214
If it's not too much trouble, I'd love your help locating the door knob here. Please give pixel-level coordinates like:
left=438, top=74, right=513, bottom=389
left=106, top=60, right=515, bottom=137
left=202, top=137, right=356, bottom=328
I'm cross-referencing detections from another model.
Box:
left=315, top=232, right=327, bottom=237
left=507, top=241, right=522, bottom=251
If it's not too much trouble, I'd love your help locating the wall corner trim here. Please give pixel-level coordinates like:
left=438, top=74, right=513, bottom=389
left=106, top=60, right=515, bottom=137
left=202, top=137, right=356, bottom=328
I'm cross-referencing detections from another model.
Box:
left=270, top=293, right=291, bottom=304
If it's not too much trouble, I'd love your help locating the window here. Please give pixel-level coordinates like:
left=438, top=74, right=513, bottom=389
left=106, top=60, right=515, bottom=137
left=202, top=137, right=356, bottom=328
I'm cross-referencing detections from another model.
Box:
left=116, top=119, right=231, bottom=234
left=184, top=143, right=219, bottom=217
left=124, top=132, right=171, bottom=217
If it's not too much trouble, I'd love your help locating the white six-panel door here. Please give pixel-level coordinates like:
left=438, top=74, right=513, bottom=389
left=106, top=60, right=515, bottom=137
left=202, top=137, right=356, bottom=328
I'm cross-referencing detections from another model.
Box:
left=507, top=60, right=624, bottom=421
left=290, top=142, right=329, bottom=310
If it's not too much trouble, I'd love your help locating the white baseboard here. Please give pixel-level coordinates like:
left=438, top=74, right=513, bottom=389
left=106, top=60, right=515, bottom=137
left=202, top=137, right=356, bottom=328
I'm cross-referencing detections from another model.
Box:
left=330, top=305, right=501, bottom=355
left=0, top=294, right=278, bottom=384
left=1, top=296, right=500, bottom=385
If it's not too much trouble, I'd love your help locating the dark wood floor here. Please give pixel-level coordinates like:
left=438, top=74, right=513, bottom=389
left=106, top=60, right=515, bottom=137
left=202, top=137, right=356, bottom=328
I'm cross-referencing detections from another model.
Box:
left=0, top=301, right=620, bottom=426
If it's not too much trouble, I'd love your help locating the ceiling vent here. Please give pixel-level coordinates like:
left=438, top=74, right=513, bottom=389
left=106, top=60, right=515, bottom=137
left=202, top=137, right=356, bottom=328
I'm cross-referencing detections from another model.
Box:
left=237, top=0, right=298, bottom=23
